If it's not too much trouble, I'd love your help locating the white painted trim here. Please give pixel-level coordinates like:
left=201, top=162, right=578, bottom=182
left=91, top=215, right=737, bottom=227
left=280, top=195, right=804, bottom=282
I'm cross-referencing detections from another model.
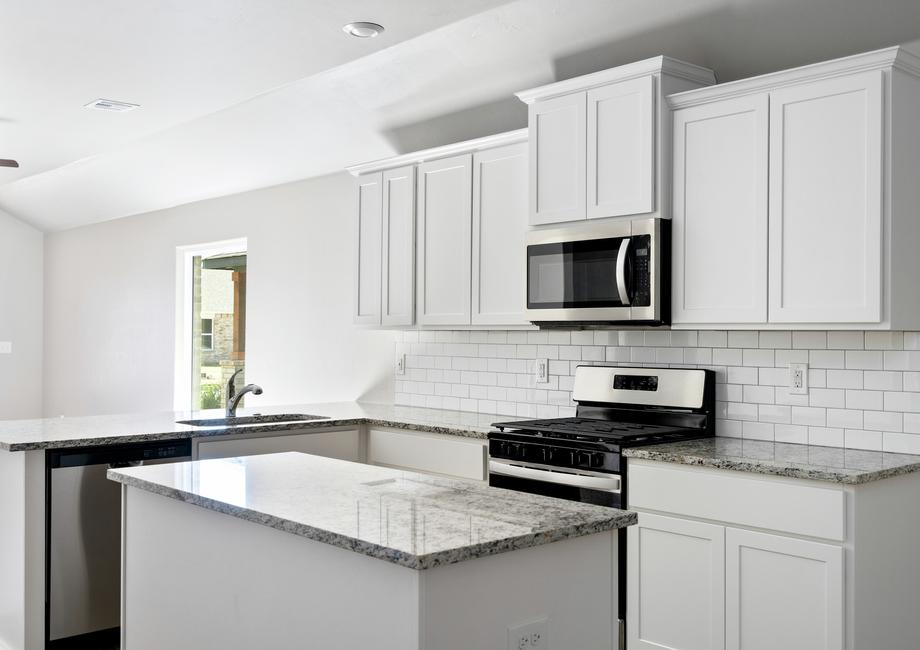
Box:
left=668, top=45, right=920, bottom=109
left=515, top=56, right=716, bottom=105
left=173, top=238, right=247, bottom=412
left=345, top=129, right=528, bottom=176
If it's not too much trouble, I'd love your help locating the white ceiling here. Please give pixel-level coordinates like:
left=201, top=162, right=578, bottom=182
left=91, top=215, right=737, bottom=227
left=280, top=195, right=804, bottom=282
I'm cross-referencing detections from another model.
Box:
left=3, top=0, right=920, bottom=231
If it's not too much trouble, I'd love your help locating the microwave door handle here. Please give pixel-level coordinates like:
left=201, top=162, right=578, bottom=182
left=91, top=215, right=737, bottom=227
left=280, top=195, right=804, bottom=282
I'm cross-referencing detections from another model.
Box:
left=616, top=238, right=631, bottom=305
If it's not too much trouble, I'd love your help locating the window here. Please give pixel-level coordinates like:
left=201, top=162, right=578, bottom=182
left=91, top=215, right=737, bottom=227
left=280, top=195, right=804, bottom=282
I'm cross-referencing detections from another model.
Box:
left=201, top=318, right=214, bottom=350
left=175, top=239, right=248, bottom=411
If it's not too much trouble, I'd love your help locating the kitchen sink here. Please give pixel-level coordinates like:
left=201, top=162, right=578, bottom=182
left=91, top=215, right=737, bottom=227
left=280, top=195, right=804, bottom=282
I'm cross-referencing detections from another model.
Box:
left=177, top=414, right=330, bottom=427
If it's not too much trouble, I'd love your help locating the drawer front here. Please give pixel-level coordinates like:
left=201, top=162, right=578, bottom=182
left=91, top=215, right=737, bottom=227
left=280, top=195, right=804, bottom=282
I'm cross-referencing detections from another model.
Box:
left=367, top=428, right=487, bottom=481
left=628, top=461, right=845, bottom=542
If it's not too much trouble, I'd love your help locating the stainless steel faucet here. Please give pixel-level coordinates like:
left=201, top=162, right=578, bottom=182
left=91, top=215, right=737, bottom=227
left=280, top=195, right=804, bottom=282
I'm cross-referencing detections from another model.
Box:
left=225, top=368, right=263, bottom=417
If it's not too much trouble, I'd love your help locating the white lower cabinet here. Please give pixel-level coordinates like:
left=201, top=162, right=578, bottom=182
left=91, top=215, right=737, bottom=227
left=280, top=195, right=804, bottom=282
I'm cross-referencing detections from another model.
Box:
left=628, top=513, right=725, bottom=650
left=626, top=459, right=903, bottom=650
left=725, top=528, right=843, bottom=650
left=366, top=427, right=487, bottom=481
left=195, top=428, right=361, bottom=462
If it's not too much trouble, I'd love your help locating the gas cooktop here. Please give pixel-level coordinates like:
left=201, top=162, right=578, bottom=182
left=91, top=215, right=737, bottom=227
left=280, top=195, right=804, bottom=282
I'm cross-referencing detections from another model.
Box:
left=492, top=417, right=703, bottom=444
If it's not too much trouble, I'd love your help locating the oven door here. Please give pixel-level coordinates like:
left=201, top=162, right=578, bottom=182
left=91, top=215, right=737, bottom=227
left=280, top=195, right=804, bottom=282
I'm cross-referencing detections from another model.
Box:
left=488, top=458, right=623, bottom=509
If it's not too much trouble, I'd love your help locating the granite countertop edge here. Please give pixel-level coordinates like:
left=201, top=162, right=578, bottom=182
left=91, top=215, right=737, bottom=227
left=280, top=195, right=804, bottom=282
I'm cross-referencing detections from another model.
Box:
left=623, top=443, right=920, bottom=485
left=0, top=409, right=494, bottom=452
left=107, top=469, right=636, bottom=570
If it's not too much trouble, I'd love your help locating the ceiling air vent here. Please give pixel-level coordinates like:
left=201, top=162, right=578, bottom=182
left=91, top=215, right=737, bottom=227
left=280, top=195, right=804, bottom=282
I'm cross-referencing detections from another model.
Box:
left=83, top=99, right=140, bottom=112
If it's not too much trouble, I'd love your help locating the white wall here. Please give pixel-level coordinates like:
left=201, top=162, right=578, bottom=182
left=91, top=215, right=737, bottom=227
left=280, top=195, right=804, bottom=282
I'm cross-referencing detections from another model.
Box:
left=43, top=172, right=395, bottom=417
left=0, top=209, right=43, bottom=420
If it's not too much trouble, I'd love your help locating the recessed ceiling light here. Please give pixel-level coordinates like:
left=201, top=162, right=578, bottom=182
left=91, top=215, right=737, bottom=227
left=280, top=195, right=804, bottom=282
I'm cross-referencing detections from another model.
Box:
left=342, top=21, right=384, bottom=38
left=84, top=99, right=140, bottom=112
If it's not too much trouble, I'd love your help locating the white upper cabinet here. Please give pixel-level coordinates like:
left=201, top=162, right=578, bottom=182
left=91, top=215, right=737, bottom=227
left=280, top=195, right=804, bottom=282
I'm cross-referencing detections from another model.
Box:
left=416, top=153, right=473, bottom=326
left=768, top=71, right=883, bottom=324
left=472, top=142, right=528, bottom=325
left=528, top=93, right=587, bottom=225
left=669, top=46, right=920, bottom=329
left=348, top=130, right=530, bottom=329
left=672, top=94, right=769, bottom=324
left=381, top=165, right=416, bottom=326
left=354, top=172, right=382, bottom=325
left=587, top=76, right=655, bottom=219
left=517, top=57, right=716, bottom=226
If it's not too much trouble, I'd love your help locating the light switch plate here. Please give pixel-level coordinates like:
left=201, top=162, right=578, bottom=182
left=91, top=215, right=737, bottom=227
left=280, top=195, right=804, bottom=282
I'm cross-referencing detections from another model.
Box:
left=0, top=341, right=11, bottom=354
left=534, top=359, right=549, bottom=384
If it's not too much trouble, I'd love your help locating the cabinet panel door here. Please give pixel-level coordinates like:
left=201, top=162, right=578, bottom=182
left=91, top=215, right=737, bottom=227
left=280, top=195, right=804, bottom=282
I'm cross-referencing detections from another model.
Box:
left=672, top=95, right=769, bottom=324
left=768, top=70, right=883, bottom=323
left=417, top=154, right=472, bottom=325
left=472, top=142, right=528, bottom=325
left=381, top=165, right=416, bottom=326
left=196, top=429, right=361, bottom=463
left=367, top=428, right=487, bottom=481
left=354, top=173, right=382, bottom=325
left=726, top=528, right=843, bottom=650
left=529, top=92, right=587, bottom=225
left=628, top=513, right=725, bottom=650
left=587, top=76, right=655, bottom=218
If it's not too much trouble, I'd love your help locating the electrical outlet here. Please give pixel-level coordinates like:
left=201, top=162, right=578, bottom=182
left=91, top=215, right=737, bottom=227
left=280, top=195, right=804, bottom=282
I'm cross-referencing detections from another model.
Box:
left=534, top=359, right=549, bottom=384
left=789, top=362, right=809, bottom=395
left=0, top=341, right=10, bottom=354
left=395, top=353, right=406, bottom=376
left=508, top=618, right=548, bottom=650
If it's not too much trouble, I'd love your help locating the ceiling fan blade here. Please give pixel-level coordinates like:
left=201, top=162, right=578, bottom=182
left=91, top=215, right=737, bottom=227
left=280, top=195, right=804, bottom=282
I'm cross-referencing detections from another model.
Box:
left=0, top=159, right=19, bottom=168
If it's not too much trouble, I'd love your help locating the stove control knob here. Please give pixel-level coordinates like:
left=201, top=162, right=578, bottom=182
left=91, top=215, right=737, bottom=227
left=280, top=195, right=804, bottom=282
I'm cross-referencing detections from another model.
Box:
left=577, top=451, right=592, bottom=466
left=508, top=443, right=520, bottom=457
left=591, top=453, right=605, bottom=468
left=554, top=449, right=575, bottom=466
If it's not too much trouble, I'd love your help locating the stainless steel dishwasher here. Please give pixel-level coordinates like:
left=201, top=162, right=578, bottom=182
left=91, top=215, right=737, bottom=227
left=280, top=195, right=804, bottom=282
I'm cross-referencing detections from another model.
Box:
left=46, top=439, right=192, bottom=649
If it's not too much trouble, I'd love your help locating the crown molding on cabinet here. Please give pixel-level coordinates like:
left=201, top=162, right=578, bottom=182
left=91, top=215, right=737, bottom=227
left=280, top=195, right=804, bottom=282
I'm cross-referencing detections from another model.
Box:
left=668, top=45, right=920, bottom=109
left=346, top=128, right=528, bottom=177
left=514, top=56, right=717, bottom=105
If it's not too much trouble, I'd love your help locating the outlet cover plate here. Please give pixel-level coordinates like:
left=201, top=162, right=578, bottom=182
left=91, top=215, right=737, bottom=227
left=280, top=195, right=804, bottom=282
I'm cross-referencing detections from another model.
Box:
left=789, top=362, right=808, bottom=395
left=534, top=359, right=549, bottom=384
left=508, top=618, right=548, bottom=650
left=0, top=341, right=11, bottom=354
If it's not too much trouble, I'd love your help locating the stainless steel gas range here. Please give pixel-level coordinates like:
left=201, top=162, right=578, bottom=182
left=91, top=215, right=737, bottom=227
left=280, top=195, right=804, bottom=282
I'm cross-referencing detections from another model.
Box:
left=489, top=365, right=716, bottom=647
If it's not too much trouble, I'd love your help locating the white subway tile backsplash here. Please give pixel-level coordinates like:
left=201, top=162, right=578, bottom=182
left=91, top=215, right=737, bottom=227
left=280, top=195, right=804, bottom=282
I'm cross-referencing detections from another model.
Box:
left=728, top=331, right=759, bottom=348
left=827, top=331, right=865, bottom=349
left=395, top=329, right=920, bottom=452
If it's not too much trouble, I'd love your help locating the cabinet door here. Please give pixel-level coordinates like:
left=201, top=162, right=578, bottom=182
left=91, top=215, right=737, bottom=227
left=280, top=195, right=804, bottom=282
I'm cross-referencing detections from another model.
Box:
left=354, top=172, right=382, bottom=325
left=196, top=429, right=361, bottom=462
left=381, top=165, right=416, bottom=326
left=367, top=428, right=487, bottom=480
left=672, top=95, right=769, bottom=324
left=471, top=142, right=528, bottom=325
left=416, top=154, right=473, bottom=325
left=587, top=76, right=655, bottom=219
left=725, top=528, right=843, bottom=650
left=529, top=92, right=587, bottom=224
left=768, top=70, right=883, bottom=323
left=628, top=513, right=725, bottom=650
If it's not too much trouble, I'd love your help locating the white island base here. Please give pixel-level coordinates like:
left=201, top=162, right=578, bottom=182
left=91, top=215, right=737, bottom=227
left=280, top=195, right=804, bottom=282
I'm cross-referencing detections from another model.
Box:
left=121, top=486, right=619, bottom=650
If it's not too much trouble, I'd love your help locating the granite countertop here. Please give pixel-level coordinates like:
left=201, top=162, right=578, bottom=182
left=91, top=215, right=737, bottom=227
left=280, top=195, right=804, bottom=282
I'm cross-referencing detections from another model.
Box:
left=0, top=402, right=511, bottom=452
left=623, top=437, right=920, bottom=485
left=107, top=452, right=636, bottom=570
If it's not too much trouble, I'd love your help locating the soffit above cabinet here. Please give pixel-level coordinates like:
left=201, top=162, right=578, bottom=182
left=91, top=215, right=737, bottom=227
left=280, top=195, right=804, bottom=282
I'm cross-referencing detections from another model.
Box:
left=346, top=129, right=527, bottom=177
left=514, top=56, right=716, bottom=105
left=668, top=45, right=920, bottom=109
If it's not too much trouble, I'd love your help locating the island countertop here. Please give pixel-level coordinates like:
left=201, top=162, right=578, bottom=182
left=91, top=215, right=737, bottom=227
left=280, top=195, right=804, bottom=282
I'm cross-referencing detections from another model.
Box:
left=623, top=437, right=920, bottom=484
left=107, top=452, right=636, bottom=569
left=0, top=402, right=510, bottom=451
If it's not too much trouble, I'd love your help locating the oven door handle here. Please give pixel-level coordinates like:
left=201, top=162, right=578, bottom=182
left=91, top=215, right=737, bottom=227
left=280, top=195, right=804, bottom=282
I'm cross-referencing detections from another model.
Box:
left=489, top=459, right=622, bottom=493
left=616, top=238, right=631, bottom=306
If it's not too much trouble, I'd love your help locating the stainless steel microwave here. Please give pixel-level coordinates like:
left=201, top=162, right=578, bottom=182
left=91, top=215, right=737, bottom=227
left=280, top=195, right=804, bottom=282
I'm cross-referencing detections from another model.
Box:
left=526, top=217, right=669, bottom=326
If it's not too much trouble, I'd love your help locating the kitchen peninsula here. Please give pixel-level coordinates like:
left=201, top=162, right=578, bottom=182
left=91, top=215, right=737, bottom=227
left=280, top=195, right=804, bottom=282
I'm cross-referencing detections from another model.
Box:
left=108, top=452, right=635, bottom=650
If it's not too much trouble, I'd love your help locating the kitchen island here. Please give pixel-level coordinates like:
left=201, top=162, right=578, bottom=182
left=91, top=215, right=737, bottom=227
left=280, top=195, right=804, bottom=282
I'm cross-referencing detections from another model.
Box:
left=108, top=452, right=635, bottom=650
left=0, top=402, right=515, bottom=650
